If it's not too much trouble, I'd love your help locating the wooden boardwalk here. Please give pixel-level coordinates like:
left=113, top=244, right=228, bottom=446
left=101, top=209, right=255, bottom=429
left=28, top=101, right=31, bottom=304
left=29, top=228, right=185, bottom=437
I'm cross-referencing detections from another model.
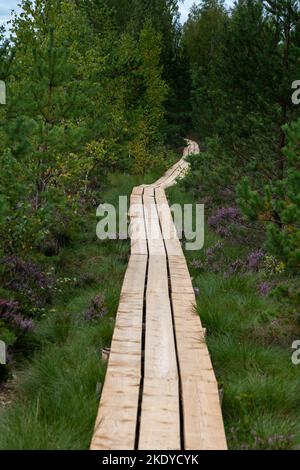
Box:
left=90, top=140, right=227, bottom=450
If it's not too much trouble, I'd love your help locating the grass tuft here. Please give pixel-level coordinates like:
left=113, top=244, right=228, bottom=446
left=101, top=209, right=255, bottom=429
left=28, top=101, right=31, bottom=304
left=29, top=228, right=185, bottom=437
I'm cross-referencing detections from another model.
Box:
left=168, top=182, right=300, bottom=450
left=0, top=172, right=144, bottom=449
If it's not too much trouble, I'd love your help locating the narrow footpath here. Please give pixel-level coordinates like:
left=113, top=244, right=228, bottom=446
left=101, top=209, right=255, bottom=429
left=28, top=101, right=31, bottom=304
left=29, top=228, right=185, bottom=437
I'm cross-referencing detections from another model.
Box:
left=91, top=141, right=227, bottom=450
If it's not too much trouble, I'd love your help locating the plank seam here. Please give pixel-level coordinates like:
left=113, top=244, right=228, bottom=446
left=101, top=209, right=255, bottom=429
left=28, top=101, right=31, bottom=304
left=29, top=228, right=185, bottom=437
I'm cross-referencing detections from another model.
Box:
left=134, top=186, right=149, bottom=450
left=153, top=187, right=185, bottom=450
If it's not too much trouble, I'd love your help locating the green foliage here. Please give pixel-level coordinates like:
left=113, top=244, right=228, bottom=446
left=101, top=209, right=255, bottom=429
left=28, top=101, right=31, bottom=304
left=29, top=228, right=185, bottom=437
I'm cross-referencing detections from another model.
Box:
left=0, top=323, right=109, bottom=449
left=0, top=0, right=168, bottom=262
left=0, top=170, right=148, bottom=446
left=182, top=0, right=300, bottom=272
left=237, top=119, right=300, bottom=271
left=0, top=0, right=175, bottom=385
left=168, top=183, right=300, bottom=450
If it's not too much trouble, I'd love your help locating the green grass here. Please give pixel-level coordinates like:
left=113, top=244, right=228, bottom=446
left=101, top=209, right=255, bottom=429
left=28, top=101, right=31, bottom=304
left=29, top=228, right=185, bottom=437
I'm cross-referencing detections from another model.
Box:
left=0, top=324, right=109, bottom=449
left=0, top=172, right=147, bottom=450
left=2, top=165, right=299, bottom=450
left=167, top=183, right=300, bottom=450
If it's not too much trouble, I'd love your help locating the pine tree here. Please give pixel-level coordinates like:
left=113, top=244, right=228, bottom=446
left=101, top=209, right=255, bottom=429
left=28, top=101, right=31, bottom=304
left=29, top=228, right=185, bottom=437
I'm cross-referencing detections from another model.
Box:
left=264, top=0, right=300, bottom=178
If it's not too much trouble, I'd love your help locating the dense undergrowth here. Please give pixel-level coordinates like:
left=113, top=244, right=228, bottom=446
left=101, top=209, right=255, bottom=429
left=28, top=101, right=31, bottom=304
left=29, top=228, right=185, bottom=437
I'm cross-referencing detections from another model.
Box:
left=0, top=0, right=182, bottom=450
left=168, top=171, right=300, bottom=451
left=1, top=0, right=300, bottom=452
left=0, top=0, right=181, bottom=387
left=0, top=172, right=156, bottom=449
left=174, top=1, right=300, bottom=449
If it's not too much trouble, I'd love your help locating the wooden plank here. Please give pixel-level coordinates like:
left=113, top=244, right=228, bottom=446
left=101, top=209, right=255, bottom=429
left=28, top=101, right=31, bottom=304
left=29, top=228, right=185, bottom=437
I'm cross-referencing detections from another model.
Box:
left=139, top=182, right=180, bottom=449
left=138, top=377, right=180, bottom=450
left=143, top=192, right=165, bottom=256
left=138, top=289, right=180, bottom=450
left=154, top=154, right=227, bottom=449
left=155, top=190, right=183, bottom=257
left=143, top=292, right=177, bottom=380
left=92, top=139, right=227, bottom=451
left=90, top=293, right=145, bottom=449
left=159, top=159, right=188, bottom=189
left=172, top=293, right=227, bottom=450
left=147, top=255, right=169, bottom=293
left=143, top=186, right=155, bottom=197
left=90, top=253, right=147, bottom=449
left=156, top=157, right=188, bottom=187
left=168, top=255, right=195, bottom=295
left=182, top=379, right=227, bottom=450
left=155, top=187, right=167, bottom=201
left=132, top=186, right=144, bottom=196
left=91, top=375, right=140, bottom=450
left=122, top=255, right=148, bottom=294
left=129, top=194, right=148, bottom=255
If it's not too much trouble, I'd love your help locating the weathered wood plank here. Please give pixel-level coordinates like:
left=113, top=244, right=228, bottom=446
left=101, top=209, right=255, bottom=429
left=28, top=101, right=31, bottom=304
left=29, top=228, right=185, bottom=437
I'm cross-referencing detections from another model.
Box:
left=138, top=377, right=180, bottom=450
left=132, top=186, right=144, bottom=196
left=139, top=184, right=180, bottom=448
left=147, top=255, right=169, bottom=293
left=129, top=194, right=148, bottom=255
left=168, top=255, right=195, bottom=295
left=91, top=139, right=227, bottom=451
left=122, top=255, right=148, bottom=294
left=143, top=192, right=165, bottom=256
left=90, top=301, right=143, bottom=448
left=155, top=191, right=183, bottom=257
left=154, top=147, right=227, bottom=449
left=171, top=293, right=227, bottom=450
left=90, top=375, right=140, bottom=450
left=138, top=289, right=180, bottom=450
left=90, top=254, right=147, bottom=450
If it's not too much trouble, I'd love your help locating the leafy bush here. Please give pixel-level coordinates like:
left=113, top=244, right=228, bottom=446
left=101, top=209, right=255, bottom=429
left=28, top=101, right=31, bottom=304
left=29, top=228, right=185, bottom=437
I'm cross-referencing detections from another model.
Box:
left=1, top=256, right=55, bottom=310
left=0, top=300, right=35, bottom=333
left=0, top=298, right=36, bottom=383
left=237, top=119, right=300, bottom=272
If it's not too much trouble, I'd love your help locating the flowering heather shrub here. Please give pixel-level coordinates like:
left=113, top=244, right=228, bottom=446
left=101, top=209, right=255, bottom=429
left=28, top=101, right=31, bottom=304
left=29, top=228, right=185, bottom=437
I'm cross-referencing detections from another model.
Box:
left=2, top=256, right=55, bottom=308
left=206, top=242, right=227, bottom=273
left=0, top=299, right=35, bottom=332
left=224, top=259, right=245, bottom=277
left=208, top=207, right=244, bottom=239
left=206, top=241, right=224, bottom=258
left=258, top=281, right=272, bottom=297
left=230, top=427, right=294, bottom=450
left=243, top=431, right=294, bottom=450
left=247, top=250, right=265, bottom=271
left=191, top=242, right=226, bottom=274
left=201, top=196, right=213, bottom=206
left=191, top=259, right=203, bottom=270
left=84, top=295, right=108, bottom=323
left=208, top=207, right=240, bottom=226
left=0, top=300, right=35, bottom=384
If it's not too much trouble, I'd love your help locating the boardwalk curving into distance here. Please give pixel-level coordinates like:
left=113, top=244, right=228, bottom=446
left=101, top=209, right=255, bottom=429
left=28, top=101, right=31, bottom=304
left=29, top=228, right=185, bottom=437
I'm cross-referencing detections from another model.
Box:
left=90, top=140, right=227, bottom=450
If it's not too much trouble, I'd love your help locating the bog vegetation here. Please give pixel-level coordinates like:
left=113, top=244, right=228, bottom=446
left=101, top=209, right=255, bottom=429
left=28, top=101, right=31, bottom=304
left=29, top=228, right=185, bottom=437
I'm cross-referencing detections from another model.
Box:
left=0, top=0, right=300, bottom=450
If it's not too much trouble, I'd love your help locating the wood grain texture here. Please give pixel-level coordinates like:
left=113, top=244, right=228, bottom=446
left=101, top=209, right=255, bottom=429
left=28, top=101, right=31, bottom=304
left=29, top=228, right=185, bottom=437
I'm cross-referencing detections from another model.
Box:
left=138, top=289, right=180, bottom=450
left=138, top=186, right=180, bottom=450
left=91, top=139, right=227, bottom=451
left=171, top=293, right=227, bottom=450
left=90, top=290, right=145, bottom=449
